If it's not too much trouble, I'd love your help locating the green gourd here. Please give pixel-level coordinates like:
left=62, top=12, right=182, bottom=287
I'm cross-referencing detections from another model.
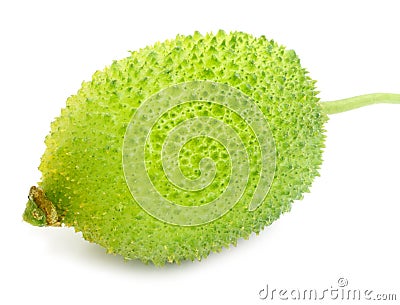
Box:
left=22, top=31, right=400, bottom=266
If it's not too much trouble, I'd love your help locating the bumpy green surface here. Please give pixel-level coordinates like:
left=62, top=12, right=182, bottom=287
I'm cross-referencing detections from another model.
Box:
left=38, top=31, right=327, bottom=265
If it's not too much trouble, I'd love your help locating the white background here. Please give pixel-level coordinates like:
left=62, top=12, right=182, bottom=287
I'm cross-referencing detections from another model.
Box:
left=1, top=0, right=399, bottom=304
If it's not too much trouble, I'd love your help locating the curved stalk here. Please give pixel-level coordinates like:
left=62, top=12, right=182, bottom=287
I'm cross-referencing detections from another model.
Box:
left=321, top=93, right=400, bottom=115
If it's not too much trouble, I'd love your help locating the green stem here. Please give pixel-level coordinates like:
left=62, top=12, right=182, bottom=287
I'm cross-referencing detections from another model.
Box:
left=320, top=93, right=400, bottom=115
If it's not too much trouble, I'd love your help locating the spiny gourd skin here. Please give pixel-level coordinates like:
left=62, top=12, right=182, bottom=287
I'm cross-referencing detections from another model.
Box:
left=33, top=31, right=327, bottom=265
